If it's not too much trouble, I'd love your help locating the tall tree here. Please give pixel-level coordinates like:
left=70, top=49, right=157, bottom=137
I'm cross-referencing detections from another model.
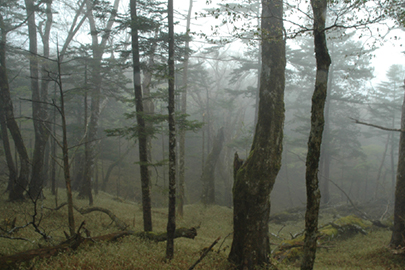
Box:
left=130, top=0, right=153, bottom=232
left=177, top=0, right=193, bottom=218
left=166, top=0, right=176, bottom=260
left=28, top=0, right=53, bottom=199
left=24, top=0, right=41, bottom=199
left=79, top=0, right=120, bottom=204
left=228, top=0, right=285, bottom=267
left=0, top=1, right=31, bottom=202
left=390, top=80, right=405, bottom=249
left=301, top=0, right=331, bottom=268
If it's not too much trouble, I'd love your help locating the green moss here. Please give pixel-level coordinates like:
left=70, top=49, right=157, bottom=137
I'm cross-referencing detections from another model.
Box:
left=320, top=225, right=339, bottom=240
left=334, top=215, right=371, bottom=229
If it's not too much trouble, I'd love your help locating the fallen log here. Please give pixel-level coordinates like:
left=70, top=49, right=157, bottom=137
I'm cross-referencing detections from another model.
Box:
left=0, top=227, right=197, bottom=269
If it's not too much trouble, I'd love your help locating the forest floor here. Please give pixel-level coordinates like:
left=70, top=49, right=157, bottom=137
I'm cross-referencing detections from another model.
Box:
left=0, top=189, right=404, bottom=269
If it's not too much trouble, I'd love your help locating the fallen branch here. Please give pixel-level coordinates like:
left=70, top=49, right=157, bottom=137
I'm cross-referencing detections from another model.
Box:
left=188, top=237, right=220, bottom=270
left=45, top=203, right=128, bottom=230
left=0, top=227, right=198, bottom=269
left=136, top=227, right=197, bottom=242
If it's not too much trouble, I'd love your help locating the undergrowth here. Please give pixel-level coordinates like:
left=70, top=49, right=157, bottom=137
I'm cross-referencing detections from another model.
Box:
left=0, top=189, right=404, bottom=269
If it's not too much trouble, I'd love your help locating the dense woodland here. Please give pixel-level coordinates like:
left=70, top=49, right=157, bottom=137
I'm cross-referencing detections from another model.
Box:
left=1, top=0, right=405, bottom=269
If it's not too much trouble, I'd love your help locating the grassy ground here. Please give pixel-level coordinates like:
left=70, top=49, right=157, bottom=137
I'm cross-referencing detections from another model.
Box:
left=0, top=189, right=404, bottom=269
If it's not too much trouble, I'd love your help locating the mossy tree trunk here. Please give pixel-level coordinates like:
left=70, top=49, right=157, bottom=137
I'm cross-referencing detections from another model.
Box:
left=166, top=0, right=176, bottom=259
left=201, top=127, right=224, bottom=205
left=390, top=86, right=405, bottom=249
left=130, top=0, right=152, bottom=232
left=228, top=0, right=285, bottom=267
left=301, top=0, right=331, bottom=268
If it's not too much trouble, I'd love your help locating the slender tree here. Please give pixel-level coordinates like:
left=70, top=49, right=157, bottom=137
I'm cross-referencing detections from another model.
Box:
left=166, top=0, right=176, bottom=260
left=130, top=0, right=153, bottom=232
left=28, top=0, right=53, bottom=199
left=228, top=0, right=285, bottom=267
left=178, top=0, right=193, bottom=218
left=301, top=0, right=331, bottom=268
left=390, top=80, right=405, bottom=249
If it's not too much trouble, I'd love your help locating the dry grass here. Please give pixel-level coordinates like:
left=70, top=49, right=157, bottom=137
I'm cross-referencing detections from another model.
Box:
left=0, top=190, right=404, bottom=269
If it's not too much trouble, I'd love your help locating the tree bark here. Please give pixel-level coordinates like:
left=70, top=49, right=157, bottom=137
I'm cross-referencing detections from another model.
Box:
left=228, top=0, right=285, bottom=267
left=166, top=0, right=176, bottom=259
left=390, top=86, right=405, bottom=249
left=301, top=0, right=331, bottom=268
left=320, top=62, right=333, bottom=204
left=130, top=0, right=152, bottom=232
left=201, top=127, right=224, bottom=205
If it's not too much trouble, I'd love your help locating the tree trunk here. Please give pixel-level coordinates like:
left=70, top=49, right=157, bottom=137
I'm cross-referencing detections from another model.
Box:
left=0, top=19, right=17, bottom=189
left=320, top=62, right=333, bottom=205
left=142, top=30, right=157, bottom=188
left=178, top=0, right=193, bottom=218
left=166, top=0, right=176, bottom=259
left=101, top=147, right=130, bottom=191
left=0, top=14, right=30, bottom=202
left=390, top=86, right=405, bottom=249
left=56, top=51, right=76, bottom=237
left=1, top=97, right=17, bottom=192
left=301, top=0, right=331, bottom=268
left=26, top=0, right=51, bottom=200
left=201, top=127, right=224, bottom=205
left=130, top=0, right=152, bottom=232
left=228, top=0, right=285, bottom=267
left=80, top=0, right=120, bottom=204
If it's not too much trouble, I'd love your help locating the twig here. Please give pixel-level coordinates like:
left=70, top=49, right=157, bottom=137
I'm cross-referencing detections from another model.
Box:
left=277, top=224, right=286, bottom=236
left=217, top=232, right=232, bottom=253
left=350, top=117, right=402, bottom=132
left=0, top=235, right=34, bottom=242
left=327, top=178, right=370, bottom=220
left=188, top=237, right=220, bottom=270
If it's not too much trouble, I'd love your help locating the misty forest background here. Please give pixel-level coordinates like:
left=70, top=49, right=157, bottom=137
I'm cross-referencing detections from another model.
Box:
left=1, top=0, right=404, bottom=233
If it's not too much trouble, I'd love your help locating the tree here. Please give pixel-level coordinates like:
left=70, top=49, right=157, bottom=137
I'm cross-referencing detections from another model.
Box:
left=228, top=0, right=285, bottom=267
left=390, top=77, right=405, bottom=249
left=177, top=0, right=193, bottom=218
left=78, top=0, right=121, bottom=205
left=201, top=127, right=224, bottom=205
left=368, top=65, right=404, bottom=199
left=166, top=0, right=176, bottom=260
left=301, top=0, right=331, bottom=268
left=130, top=0, right=152, bottom=232
left=0, top=0, right=30, bottom=201
left=28, top=0, right=53, bottom=199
